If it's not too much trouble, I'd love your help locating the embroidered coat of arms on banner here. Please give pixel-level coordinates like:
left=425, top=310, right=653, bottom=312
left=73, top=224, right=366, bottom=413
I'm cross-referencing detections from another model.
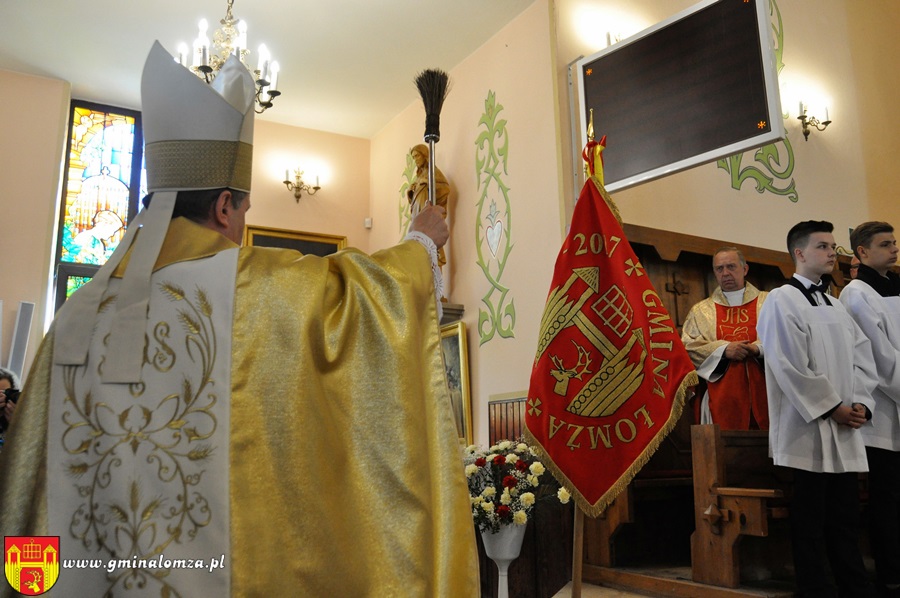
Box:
left=525, top=175, right=697, bottom=516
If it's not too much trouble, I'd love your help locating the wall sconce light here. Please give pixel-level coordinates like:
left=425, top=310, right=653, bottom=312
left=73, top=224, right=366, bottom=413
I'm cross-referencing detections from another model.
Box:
left=797, top=101, right=831, bottom=141
left=283, top=168, right=321, bottom=202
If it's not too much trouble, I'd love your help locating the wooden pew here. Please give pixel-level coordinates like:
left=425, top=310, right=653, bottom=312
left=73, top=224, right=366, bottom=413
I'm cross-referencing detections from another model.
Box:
left=488, top=397, right=796, bottom=595
left=487, top=395, right=526, bottom=445
left=583, top=484, right=633, bottom=568
left=690, top=424, right=789, bottom=588
left=581, top=398, right=696, bottom=573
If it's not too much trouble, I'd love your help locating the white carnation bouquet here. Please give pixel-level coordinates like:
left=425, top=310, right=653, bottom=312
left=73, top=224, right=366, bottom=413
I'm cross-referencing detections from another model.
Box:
left=463, top=438, right=571, bottom=534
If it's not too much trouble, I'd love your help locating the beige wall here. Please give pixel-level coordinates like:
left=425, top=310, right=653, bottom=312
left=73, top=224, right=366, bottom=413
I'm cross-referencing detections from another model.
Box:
left=248, top=119, right=371, bottom=251
left=371, top=0, right=564, bottom=445
left=0, top=69, right=70, bottom=379
left=845, top=0, right=900, bottom=224
left=554, top=0, right=879, bottom=254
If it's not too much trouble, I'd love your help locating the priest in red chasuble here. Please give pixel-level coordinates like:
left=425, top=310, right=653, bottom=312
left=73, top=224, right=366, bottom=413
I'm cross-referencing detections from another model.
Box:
left=681, top=247, right=769, bottom=430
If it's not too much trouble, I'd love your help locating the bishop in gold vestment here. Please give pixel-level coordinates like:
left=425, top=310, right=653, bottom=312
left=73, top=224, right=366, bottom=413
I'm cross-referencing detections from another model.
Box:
left=0, top=41, right=477, bottom=597
left=1, top=221, right=477, bottom=596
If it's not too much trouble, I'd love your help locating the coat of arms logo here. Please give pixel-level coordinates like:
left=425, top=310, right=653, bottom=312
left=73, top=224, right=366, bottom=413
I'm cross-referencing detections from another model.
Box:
left=4, top=537, right=60, bottom=595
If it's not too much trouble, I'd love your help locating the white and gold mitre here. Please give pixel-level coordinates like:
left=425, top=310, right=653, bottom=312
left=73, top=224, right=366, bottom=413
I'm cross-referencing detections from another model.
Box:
left=142, top=40, right=255, bottom=192
left=53, top=42, right=256, bottom=382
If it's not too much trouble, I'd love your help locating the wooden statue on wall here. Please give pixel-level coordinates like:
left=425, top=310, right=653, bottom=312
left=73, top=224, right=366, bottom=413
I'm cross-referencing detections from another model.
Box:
left=407, top=143, right=450, bottom=269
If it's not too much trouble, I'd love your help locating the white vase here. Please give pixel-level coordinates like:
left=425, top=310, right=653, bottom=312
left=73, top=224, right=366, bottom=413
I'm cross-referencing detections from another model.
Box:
left=481, top=524, right=527, bottom=598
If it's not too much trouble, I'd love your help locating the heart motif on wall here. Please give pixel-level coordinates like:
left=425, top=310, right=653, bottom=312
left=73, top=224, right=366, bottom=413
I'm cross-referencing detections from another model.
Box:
left=486, top=220, right=503, bottom=257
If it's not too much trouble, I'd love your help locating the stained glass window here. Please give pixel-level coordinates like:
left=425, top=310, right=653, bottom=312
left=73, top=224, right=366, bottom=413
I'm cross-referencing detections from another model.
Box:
left=66, top=276, right=93, bottom=297
left=55, top=101, right=144, bottom=309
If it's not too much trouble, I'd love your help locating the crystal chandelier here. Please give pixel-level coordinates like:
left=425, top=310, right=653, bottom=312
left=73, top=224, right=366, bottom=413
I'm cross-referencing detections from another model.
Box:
left=175, top=0, right=280, bottom=113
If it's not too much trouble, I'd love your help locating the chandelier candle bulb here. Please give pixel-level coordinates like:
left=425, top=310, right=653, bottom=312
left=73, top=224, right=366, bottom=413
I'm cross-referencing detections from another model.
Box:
left=192, top=39, right=203, bottom=68
left=196, top=19, right=210, bottom=67
left=177, top=43, right=189, bottom=67
left=257, top=44, right=270, bottom=82
left=235, top=20, right=247, bottom=56
left=268, top=61, right=279, bottom=93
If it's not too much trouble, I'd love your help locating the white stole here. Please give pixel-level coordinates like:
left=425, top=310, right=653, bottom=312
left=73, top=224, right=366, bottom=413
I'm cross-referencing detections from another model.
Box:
left=47, top=248, right=237, bottom=596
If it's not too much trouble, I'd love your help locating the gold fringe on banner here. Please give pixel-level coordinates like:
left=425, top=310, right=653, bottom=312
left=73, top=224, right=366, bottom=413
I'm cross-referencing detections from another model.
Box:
left=525, top=370, right=697, bottom=518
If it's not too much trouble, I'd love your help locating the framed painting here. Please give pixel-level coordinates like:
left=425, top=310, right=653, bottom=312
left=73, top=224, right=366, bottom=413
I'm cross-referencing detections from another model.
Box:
left=440, top=320, right=473, bottom=445
left=243, top=225, right=347, bottom=257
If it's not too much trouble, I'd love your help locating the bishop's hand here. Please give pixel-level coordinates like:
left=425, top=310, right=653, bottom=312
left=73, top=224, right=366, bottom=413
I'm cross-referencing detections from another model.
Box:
left=410, top=205, right=449, bottom=248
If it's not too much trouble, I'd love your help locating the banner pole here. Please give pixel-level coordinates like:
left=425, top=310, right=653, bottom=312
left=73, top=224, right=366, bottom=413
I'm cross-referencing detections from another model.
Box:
left=572, top=506, right=584, bottom=597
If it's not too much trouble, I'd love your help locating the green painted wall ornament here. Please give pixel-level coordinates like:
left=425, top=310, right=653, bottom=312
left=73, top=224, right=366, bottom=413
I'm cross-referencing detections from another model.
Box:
left=717, top=0, right=798, bottom=202
left=475, top=90, right=515, bottom=345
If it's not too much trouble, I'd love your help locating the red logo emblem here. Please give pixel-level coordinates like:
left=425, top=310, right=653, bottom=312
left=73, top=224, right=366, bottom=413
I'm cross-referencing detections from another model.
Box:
left=4, top=537, right=60, bottom=595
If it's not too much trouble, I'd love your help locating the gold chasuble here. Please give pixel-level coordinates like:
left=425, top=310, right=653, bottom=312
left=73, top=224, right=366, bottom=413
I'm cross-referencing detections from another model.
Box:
left=0, top=219, right=478, bottom=597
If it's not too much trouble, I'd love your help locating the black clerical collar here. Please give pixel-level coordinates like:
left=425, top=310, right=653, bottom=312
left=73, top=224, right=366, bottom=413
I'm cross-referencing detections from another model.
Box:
left=786, top=276, right=832, bottom=306
left=855, top=263, right=900, bottom=297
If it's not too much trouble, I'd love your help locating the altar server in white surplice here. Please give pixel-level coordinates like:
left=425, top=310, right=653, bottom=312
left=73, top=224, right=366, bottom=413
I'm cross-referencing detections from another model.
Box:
left=840, top=221, right=900, bottom=596
left=758, top=220, right=877, bottom=598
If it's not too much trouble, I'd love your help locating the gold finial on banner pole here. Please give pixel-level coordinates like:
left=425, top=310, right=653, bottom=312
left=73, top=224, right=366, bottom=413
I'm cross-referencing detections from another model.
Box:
left=582, top=108, right=606, bottom=186
left=583, top=109, right=595, bottom=181
left=587, top=108, right=595, bottom=142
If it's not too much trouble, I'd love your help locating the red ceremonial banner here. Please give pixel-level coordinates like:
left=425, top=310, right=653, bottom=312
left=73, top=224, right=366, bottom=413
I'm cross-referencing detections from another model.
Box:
left=524, top=176, right=697, bottom=516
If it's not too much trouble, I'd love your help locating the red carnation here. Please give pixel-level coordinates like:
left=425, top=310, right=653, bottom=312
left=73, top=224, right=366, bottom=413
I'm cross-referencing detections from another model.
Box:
left=493, top=455, right=505, bottom=466
left=475, top=457, right=487, bottom=467
left=515, top=460, right=528, bottom=472
left=497, top=505, right=512, bottom=519
left=503, top=475, right=518, bottom=489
